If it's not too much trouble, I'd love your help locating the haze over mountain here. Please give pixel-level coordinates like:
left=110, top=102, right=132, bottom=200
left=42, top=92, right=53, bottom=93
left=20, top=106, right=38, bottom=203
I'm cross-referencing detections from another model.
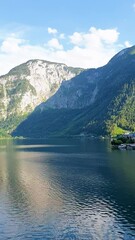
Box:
left=12, top=46, right=135, bottom=138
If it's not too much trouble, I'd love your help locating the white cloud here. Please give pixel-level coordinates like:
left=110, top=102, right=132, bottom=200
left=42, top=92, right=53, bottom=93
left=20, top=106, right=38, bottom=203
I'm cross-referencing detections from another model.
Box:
left=47, top=38, right=63, bottom=50
left=70, top=32, right=83, bottom=46
left=59, top=33, right=65, bottom=39
left=124, top=41, right=132, bottom=48
left=90, top=27, right=119, bottom=44
left=70, top=27, right=119, bottom=47
left=47, top=27, right=58, bottom=34
left=1, top=37, right=25, bottom=53
left=0, top=27, right=131, bottom=75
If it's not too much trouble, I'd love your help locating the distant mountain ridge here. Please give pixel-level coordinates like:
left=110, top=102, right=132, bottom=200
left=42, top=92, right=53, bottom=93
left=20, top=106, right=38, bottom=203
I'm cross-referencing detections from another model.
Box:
left=0, top=59, right=82, bottom=133
left=12, top=46, right=135, bottom=138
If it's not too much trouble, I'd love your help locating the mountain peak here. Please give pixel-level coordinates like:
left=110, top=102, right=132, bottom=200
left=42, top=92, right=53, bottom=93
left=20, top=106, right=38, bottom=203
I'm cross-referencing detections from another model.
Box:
left=108, top=45, right=135, bottom=64
left=12, top=46, right=135, bottom=138
left=0, top=59, right=82, bottom=132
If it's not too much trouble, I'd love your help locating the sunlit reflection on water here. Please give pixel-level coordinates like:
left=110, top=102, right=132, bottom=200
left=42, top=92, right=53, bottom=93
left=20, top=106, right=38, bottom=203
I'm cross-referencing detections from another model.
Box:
left=0, top=138, right=135, bottom=239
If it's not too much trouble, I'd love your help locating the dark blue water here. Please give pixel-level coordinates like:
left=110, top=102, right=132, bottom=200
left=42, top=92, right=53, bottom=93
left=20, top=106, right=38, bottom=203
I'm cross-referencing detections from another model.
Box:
left=0, top=138, right=135, bottom=240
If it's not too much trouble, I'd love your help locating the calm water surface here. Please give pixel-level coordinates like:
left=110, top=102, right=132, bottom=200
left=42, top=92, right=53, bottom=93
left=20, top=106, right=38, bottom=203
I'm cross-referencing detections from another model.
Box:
left=0, top=138, right=135, bottom=240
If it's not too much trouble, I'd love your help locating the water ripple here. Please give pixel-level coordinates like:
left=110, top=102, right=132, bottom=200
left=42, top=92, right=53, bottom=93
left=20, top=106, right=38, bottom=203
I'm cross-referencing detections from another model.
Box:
left=0, top=139, right=135, bottom=239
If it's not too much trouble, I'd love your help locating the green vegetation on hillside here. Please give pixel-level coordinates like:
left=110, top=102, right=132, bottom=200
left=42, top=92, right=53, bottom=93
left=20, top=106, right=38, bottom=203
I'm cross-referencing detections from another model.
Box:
left=0, top=128, right=11, bottom=138
left=0, top=114, right=28, bottom=134
left=12, top=46, right=135, bottom=138
left=106, top=82, right=135, bottom=135
left=0, top=59, right=82, bottom=137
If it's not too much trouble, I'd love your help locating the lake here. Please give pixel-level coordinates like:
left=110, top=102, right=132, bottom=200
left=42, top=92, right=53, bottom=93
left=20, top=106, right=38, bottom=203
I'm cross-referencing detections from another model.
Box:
left=0, top=138, right=135, bottom=240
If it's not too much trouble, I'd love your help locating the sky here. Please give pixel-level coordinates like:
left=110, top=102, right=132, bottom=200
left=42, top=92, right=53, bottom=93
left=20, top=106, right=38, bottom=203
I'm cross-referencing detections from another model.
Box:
left=0, top=0, right=135, bottom=75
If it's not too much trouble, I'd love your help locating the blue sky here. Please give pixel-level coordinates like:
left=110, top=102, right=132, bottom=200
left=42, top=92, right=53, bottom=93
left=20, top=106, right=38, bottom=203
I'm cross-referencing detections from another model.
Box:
left=0, top=0, right=135, bottom=74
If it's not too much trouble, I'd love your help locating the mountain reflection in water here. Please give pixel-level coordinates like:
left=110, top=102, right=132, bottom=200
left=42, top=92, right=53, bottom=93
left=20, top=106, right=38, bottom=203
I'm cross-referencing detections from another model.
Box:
left=0, top=138, right=135, bottom=240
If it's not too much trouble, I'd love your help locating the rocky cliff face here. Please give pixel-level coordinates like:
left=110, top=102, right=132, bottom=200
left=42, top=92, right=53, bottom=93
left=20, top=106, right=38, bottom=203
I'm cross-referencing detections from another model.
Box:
left=39, top=68, right=101, bottom=110
left=13, top=46, right=135, bottom=138
left=0, top=59, right=82, bottom=131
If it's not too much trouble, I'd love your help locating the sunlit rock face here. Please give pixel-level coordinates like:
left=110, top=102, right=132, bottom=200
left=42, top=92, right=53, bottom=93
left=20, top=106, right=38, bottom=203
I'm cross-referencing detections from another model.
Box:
left=13, top=46, right=135, bottom=138
left=0, top=59, right=82, bottom=130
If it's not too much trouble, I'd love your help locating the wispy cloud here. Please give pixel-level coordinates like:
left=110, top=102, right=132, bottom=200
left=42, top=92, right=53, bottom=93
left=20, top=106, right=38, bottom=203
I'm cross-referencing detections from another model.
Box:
left=59, top=33, right=65, bottom=39
left=47, top=27, right=58, bottom=34
left=0, top=26, right=132, bottom=75
left=133, top=2, right=135, bottom=10
left=124, top=41, right=132, bottom=48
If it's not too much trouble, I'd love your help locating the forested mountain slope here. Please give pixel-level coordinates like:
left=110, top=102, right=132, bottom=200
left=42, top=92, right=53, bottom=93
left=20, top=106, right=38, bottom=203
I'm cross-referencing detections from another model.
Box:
left=13, top=46, right=135, bottom=137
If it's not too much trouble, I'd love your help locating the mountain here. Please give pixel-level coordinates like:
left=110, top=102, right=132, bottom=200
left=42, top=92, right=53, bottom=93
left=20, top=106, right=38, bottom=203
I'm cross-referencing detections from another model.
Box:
left=0, top=59, right=82, bottom=133
left=12, top=46, right=135, bottom=138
